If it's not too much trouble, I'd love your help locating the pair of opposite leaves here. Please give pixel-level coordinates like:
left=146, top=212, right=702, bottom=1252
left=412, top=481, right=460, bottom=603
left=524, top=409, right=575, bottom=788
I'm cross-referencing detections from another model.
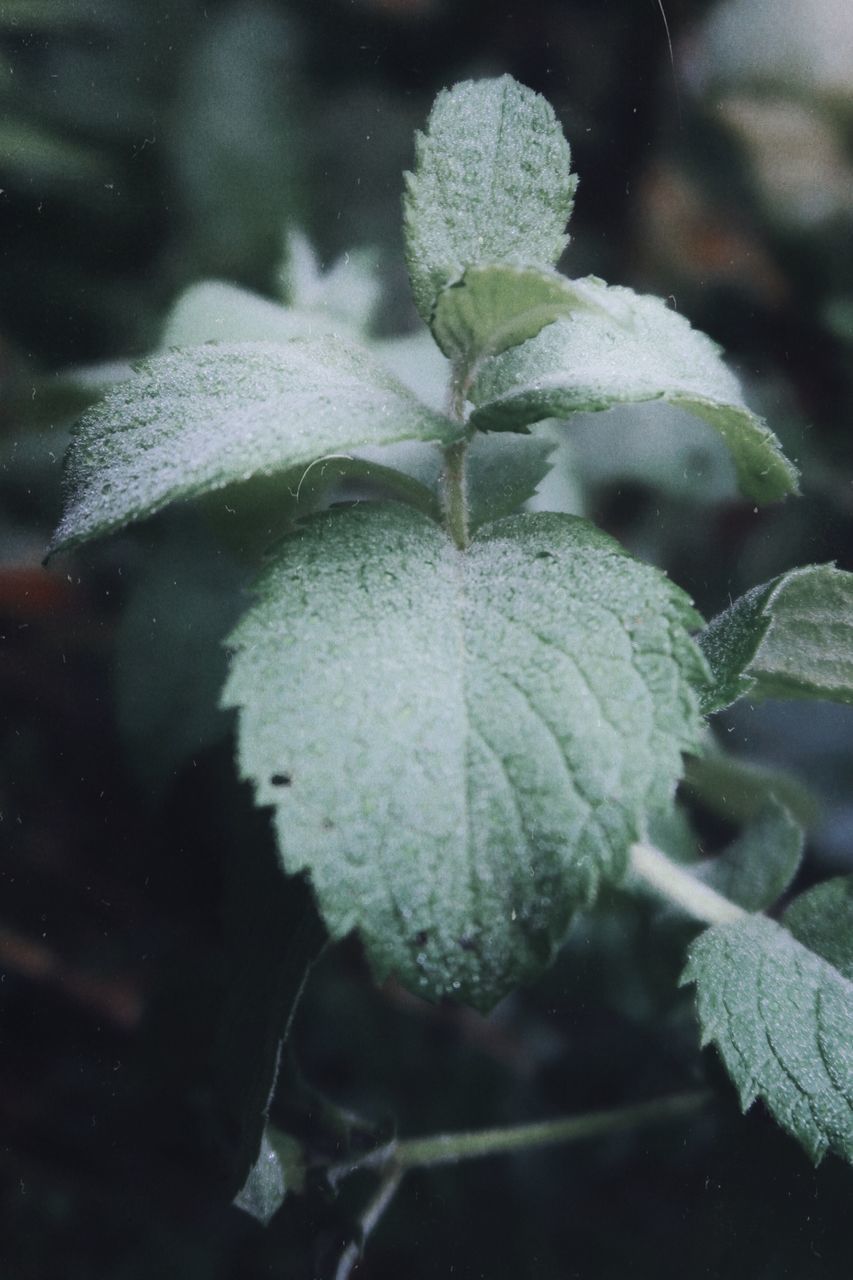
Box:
left=51, top=75, right=824, bottom=1009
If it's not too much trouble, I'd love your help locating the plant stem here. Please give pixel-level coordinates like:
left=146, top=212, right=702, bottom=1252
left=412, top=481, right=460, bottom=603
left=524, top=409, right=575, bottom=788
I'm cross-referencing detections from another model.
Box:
left=441, top=437, right=469, bottom=549
left=630, top=842, right=747, bottom=925
left=333, top=1167, right=404, bottom=1280
left=392, top=1090, right=710, bottom=1170
left=440, top=359, right=472, bottom=549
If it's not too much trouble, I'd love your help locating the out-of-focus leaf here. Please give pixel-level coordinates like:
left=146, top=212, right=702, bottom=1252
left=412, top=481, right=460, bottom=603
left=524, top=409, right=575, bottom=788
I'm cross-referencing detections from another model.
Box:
left=682, top=743, right=820, bottom=830
left=114, top=517, right=247, bottom=795
left=784, top=876, right=853, bottom=980
left=697, top=800, right=803, bottom=911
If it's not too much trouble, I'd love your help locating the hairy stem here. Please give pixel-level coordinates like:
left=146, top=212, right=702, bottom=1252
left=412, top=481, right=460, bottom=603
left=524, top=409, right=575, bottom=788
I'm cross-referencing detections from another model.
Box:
left=441, top=437, right=469, bottom=549
left=327, top=1089, right=710, bottom=1186
left=440, top=360, right=472, bottom=549
left=630, top=842, right=748, bottom=925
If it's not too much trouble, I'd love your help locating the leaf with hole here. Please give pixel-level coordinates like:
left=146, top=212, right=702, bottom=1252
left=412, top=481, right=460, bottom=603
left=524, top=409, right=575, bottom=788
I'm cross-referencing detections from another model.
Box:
left=222, top=502, right=707, bottom=1009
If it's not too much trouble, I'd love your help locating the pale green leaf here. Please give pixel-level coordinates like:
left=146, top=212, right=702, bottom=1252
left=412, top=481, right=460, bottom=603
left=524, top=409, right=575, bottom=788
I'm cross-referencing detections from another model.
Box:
left=280, top=230, right=381, bottom=334
left=234, top=1126, right=305, bottom=1226
left=431, top=265, right=591, bottom=365
left=698, top=564, right=853, bottom=712
left=374, top=330, right=450, bottom=413
left=161, top=280, right=346, bottom=349
left=466, top=431, right=556, bottom=530
left=682, top=915, right=853, bottom=1164
left=697, top=800, right=803, bottom=911
left=222, top=503, right=707, bottom=1008
left=403, top=76, right=577, bottom=324
left=49, top=338, right=459, bottom=554
left=469, top=280, right=798, bottom=504
left=784, top=877, right=853, bottom=981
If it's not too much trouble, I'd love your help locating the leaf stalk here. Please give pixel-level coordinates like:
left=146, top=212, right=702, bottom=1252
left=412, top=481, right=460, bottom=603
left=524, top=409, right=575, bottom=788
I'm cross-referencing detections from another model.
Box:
left=630, top=842, right=748, bottom=925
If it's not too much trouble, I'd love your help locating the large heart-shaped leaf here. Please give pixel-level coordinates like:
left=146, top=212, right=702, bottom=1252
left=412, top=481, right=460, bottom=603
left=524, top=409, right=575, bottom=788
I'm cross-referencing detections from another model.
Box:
left=222, top=503, right=707, bottom=1008
left=49, top=338, right=459, bottom=554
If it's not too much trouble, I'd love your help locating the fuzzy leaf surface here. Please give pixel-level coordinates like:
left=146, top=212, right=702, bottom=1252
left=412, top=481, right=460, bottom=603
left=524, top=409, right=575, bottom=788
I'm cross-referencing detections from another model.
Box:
left=697, top=799, right=803, bottom=911
left=784, top=877, right=853, bottom=981
left=50, top=338, right=458, bottom=554
left=403, top=76, right=576, bottom=324
left=222, top=503, right=707, bottom=1008
left=698, top=565, right=853, bottom=712
left=469, top=280, right=798, bottom=503
left=682, top=915, right=853, bottom=1164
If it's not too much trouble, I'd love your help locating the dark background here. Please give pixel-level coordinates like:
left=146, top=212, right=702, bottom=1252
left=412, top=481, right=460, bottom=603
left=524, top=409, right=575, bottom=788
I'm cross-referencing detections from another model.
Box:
left=2, top=1, right=852, bottom=1276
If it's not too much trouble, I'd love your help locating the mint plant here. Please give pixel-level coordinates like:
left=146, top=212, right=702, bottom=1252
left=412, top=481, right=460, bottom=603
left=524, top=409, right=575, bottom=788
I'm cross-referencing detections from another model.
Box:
left=49, top=75, right=853, bottom=1255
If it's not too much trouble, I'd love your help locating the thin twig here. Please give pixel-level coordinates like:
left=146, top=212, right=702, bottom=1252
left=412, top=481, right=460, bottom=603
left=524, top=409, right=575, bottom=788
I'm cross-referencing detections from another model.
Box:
left=333, top=1167, right=405, bottom=1280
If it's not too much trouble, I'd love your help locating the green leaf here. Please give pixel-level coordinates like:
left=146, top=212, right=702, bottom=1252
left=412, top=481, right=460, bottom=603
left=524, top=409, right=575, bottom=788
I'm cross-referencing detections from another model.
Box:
left=375, top=331, right=450, bottom=412
left=682, top=915, right=853, bottom=1165
left=683, top=743, right=820, bottom=830
left=466, top=431, right=556, bottom=530
left=784, top=877, right=853, bottom=981
left=114, top=516, right=247, bottom=795
left=350, top=431, right=554, bottom=535
left=234, top=1126, right=305, bottom=1226
left=431, top=265, right=588, bottom=365
left=697, top=800, right=803, bottom=911
left=279, top=231, right=381, bottom=335
left=403, top=76, right=577, bottom=325
left=49, top=338, right=459, bottom=555
left=161, top=280, right=346, bottom=349
left=222, top=503, right=707, bottom=1009
left=469, top=280, right=799, bottom=504
left=698, top=565, right=853, bottom=712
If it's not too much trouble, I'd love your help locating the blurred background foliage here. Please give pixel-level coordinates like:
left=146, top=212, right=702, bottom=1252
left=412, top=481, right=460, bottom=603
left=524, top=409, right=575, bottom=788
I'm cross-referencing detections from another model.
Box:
left=1, top=1, right=852, bottom=1276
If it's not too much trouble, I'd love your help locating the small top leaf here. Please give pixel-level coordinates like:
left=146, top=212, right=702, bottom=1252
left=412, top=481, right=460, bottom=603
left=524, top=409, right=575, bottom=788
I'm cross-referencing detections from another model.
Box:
left=469, top=279, right=799, bottom=504
left=49, top=338, right=459, bottom=555
left=431, top=264, right=594, bottom=367
left=698, top=564, right=853, bottom=712
left=222, top=502, right=707, bottom=1009
left=404, top=76, right=577, bottom=325
left=682, top=915, right=853, bottom=1166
